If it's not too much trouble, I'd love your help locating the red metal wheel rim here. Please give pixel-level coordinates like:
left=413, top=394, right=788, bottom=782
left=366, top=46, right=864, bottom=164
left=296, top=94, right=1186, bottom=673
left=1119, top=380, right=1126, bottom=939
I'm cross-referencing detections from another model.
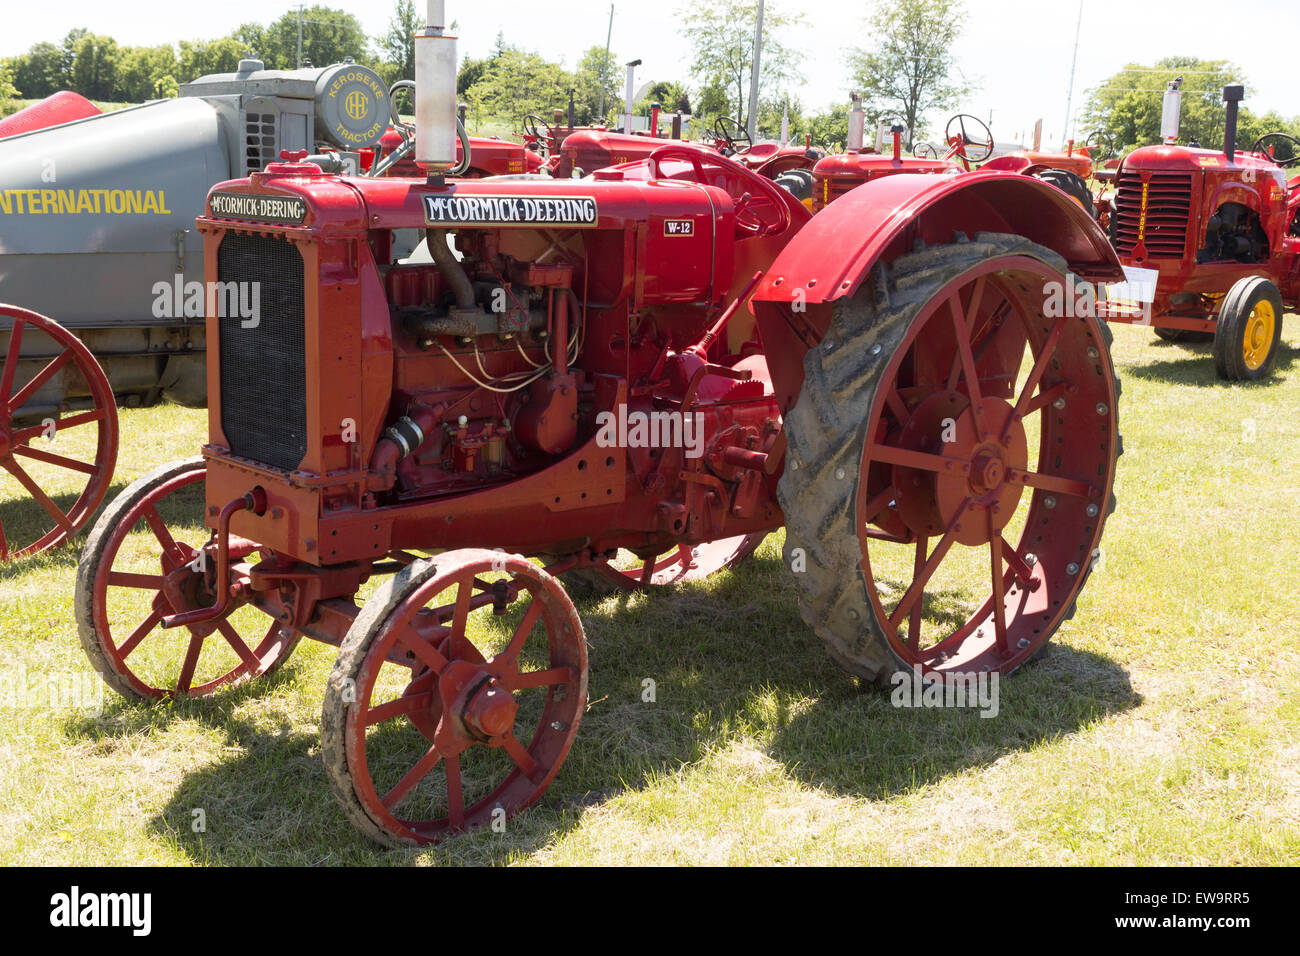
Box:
left=0, top=305, right=118, bottom=562
left=587, top=532, right=767, bottom=590
left=90, top=466, right=292, bottom=699
left=345, top=552, right=586, bottom=843
left=855, top=256, right=1117, bottom=675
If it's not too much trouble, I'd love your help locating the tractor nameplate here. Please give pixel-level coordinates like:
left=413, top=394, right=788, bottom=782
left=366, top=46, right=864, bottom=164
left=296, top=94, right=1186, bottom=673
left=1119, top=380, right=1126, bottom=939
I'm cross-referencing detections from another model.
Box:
left=210, top=192, right=307, bottom=225
left=664, top=219, right=695, bottom=236
left=423, top=194, right=598, bottom=227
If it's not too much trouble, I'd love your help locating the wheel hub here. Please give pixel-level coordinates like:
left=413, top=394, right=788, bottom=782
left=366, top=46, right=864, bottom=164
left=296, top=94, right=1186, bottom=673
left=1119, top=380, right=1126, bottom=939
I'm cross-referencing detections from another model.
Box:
left=437, top=659, right=517, bottom=747
left=462, top=679, right=518, bottom=739
left=894, top=393, right=1029, bottom=548
left=1243, top=303, right=1274, bottom=370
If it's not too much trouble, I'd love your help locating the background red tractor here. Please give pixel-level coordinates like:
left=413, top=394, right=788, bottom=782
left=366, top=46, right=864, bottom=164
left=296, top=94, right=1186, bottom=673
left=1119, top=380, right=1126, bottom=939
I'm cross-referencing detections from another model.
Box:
left=816, top=105, right=1105, bottom=216
left=75, top=1, right=1124, bottom=846
left=1100, top=84, right=1299, bottom=380
left=526, top=107, right=822, bottom=196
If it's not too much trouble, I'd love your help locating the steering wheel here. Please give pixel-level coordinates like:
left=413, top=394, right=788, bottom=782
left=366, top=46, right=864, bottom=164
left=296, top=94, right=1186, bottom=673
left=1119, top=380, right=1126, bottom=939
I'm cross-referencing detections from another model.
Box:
left=649, top=144, right=790, bottom=239
left=714, top=116, right=752, bottom=153
left=1083, top=129, right=1115, bottom=162
left=943, top=114, right=994, bottom=165
left=913, top=142, right=941, bottom=159
left=521, top=114, right=555, bottom=156
left=1252, top=132, right=1300, bottom=169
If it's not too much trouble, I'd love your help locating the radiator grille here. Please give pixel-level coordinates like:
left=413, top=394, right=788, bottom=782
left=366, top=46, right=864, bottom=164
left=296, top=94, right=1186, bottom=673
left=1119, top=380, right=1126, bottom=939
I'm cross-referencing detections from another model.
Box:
left=1113, top=171, right=1194, bottom=259
left=812, top=175, right=863, bottom=212
left=216, top=234, right=307, bottom=472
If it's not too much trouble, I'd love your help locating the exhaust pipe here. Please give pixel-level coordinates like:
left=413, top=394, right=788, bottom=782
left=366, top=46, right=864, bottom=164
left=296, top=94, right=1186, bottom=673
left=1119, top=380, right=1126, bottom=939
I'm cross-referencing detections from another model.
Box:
left=847, top=92, right=865, bottom=152
left=1223, top=84, right=1244, bottom=164
left=414, top=0, right=458, bottom=171
left=1160, top=76, right=1183, bottom=144
left=623, top=60, right=641, bottom=134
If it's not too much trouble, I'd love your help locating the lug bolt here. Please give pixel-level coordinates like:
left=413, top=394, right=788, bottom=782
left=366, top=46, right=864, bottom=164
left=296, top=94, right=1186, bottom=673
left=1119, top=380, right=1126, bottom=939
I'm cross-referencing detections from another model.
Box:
left=1053, top=397, right=1066, bottom=410
left=551, top=720, right=566, bottom=731
left=870, top=344, right=882, bottom=356
left=1087, top=346, right=1099, bottom=359
left=835, top=467, right=846, bottom=480
left=1086, top=504, right=1099, bottom=517
left=1018, top=638, right=1030, bottom=649
left=1044, top=496, right=1057, bottom=509
left=1024, top=552, right=1038, bottom=566
left=1096, top=403, right=1109, bottom=416
left=1067, top=562, right=1080, bottom=575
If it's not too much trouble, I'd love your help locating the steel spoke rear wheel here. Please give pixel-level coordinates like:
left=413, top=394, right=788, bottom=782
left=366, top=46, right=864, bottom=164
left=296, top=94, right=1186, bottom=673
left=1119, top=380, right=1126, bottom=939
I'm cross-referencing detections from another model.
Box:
left=0, top=305, right=117, bottom=562
left=780, top=234, right=1121, bottom=680
left=323, top=549, right=587, bottom=846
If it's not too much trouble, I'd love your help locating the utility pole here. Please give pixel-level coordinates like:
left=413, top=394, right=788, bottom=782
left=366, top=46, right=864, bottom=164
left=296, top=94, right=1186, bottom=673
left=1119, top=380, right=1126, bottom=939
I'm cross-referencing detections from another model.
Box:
left=597, top=4, right=614, bottom=120
left=746, top=0, right=765, bottom=142
left=1062, top=0, right=1083, bottom=145
left=297, top=4, right=304, bottom=69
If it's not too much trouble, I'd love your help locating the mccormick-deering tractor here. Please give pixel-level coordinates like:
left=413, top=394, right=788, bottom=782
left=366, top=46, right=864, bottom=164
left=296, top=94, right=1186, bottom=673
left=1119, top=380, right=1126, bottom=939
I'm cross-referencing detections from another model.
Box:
left=75, top=1, right=1124, bottom=846
left=1102, top=84, right=1299, bottom=380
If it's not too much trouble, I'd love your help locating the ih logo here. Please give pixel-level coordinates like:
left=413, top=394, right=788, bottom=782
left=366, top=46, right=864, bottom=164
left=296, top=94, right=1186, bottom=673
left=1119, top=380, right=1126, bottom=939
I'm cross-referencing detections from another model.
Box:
left=344, top=90, right=369, bottom=121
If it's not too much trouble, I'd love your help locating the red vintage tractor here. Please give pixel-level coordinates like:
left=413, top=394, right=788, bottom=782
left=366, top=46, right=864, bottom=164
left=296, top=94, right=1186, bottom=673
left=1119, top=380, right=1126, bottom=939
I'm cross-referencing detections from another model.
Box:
left=75, top=2, right=1124, bottom=846
left=818, top=110, right=1103, bottom=215
left=529, top=110, right=822, bottom=194
left=1101, top=85, right=1300, bottom=380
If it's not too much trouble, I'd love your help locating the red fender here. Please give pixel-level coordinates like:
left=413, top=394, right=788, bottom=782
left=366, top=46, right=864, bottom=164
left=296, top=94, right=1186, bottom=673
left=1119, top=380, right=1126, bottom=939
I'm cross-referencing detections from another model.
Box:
left=751, top=170, right=1123, bottom=411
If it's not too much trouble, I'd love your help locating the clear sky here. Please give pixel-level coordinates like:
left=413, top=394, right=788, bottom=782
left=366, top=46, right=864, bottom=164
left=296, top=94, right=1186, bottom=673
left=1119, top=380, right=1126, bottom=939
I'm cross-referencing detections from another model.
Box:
left=3, top=0, right=1297, bottom=145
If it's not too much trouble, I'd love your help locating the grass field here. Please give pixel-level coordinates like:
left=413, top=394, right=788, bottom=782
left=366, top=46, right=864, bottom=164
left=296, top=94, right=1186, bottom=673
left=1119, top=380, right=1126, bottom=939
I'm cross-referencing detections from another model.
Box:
left=1, top=320, right=1298, bottom=865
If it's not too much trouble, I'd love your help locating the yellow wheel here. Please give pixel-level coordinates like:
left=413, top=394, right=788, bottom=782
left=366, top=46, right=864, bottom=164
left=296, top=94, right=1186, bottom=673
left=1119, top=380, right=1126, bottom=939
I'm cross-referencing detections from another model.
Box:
left=1242, top=300, right=1276, bottom=371
left=1214, top=276, right=1284, bottom=381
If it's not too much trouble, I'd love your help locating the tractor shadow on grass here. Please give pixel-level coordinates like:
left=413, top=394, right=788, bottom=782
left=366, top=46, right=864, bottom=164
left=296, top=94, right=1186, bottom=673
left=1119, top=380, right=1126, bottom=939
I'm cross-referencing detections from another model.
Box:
left=1126, top=338, right=1300, bottom=386
left=58, top=543, right=1137, bottom=863
left=561, top=546, right=1139, bottom=811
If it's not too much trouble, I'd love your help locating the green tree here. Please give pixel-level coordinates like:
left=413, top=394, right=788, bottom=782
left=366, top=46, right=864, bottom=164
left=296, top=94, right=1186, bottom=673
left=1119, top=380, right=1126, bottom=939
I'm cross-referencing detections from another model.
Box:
left=460, top=45, right=574, bottom=129
left=69, top=34, right=120, bottom=100
left=573, top=45, right=619, bottom=126
left=178, top=37, right=249, bottom=83
left=847, top=0, right=968, bottom=149
left=259, top=6, right=371, bottom=70
left=5, top=43, right=64, bottom=99
left=807, top=105, right=851, bottom=152
left=680, top=0, right=805, bottom=133
left=0, top=62, right=20, bottom=116
left=758, top=96, right=805, bottom=143
left=1080, top=58, right=1260, bottom=153
left=117, top=45, right=180, bottom=100
left=377, top=0, right=420, bottom=85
